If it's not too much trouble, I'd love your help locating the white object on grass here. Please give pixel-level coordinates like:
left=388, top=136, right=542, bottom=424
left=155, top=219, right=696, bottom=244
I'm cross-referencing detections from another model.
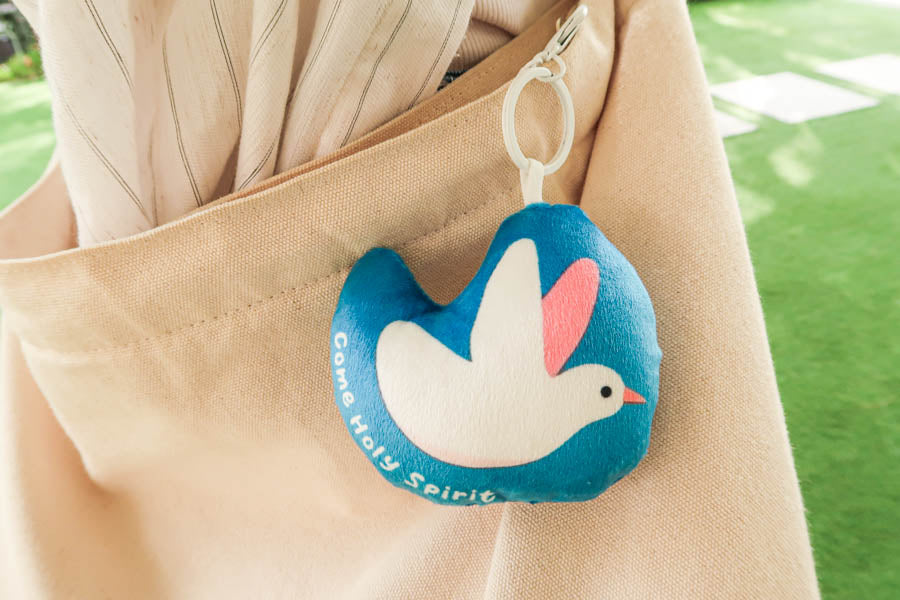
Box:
left=852, top=0, right=900, bottom=8
left=714, top=110, right=758, bottom=138
left=710, top=72, right=878, bottom=124
left=816, top=54, right=900, bottom=95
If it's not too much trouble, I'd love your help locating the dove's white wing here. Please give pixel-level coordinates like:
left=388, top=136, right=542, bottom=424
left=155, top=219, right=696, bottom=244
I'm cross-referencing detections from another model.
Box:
left=469, top=238, right=545, bottom=369
left=376, top=320, right=476, bottom=452
left=376, top=317, right=559, bottom=468
left=374, top=238, right=555, bottom=467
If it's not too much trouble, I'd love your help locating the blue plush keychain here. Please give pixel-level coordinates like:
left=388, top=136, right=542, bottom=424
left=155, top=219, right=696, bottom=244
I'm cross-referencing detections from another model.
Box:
left=330, top=5, right=661, bottom=505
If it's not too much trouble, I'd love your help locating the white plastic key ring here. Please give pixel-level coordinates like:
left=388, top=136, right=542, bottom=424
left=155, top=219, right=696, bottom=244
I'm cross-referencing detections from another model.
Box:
left=501, top=65, right=575, bottom=177
left=502, top=6, right=583, bottom=206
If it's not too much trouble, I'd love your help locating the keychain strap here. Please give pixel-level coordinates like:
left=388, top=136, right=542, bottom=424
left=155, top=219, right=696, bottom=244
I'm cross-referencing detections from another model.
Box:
left=501, top=5, right=586, bottom=206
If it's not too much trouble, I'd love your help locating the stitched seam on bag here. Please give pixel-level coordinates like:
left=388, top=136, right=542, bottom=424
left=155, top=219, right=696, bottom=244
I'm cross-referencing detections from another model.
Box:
left=21, top=190, right=508, bottom=357
left=0, top=5, right=575, bottom=276
left=0, top=36, right=572, bottom=275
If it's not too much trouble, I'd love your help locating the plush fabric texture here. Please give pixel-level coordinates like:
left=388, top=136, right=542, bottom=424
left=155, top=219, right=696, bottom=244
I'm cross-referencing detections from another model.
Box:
left=332, top=203, right=661, bottom=502
left=542, top=256, right=599, bottom=376
left=0, top=0, right=819, bottom=597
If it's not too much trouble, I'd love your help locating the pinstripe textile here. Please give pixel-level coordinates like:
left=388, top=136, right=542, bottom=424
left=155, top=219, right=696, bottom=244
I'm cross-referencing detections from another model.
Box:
left=15, top=0, right=556, bottom=245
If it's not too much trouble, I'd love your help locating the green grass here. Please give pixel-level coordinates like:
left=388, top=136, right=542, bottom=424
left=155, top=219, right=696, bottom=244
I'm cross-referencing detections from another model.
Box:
left=690, top=1, right=900, bottom=598
left=1, top=4, right=899, bottom=595
left=0, top=79, right=55, bottom=209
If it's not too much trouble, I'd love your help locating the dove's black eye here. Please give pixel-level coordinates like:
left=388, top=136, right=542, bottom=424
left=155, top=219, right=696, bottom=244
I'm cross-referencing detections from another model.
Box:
left=600, top=386, right=613, bottom=398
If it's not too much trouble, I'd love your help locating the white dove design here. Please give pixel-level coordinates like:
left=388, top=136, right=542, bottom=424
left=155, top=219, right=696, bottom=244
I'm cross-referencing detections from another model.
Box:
left=375, top=238, right=645, bottom=469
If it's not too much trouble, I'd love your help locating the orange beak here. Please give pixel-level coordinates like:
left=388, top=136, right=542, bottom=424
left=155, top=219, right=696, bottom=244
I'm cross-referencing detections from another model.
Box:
left=623, top=387, right=646, bottom=405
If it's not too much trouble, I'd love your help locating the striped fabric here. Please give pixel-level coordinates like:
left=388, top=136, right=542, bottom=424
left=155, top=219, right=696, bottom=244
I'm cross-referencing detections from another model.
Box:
left=15, top=0, right=557, bottom=244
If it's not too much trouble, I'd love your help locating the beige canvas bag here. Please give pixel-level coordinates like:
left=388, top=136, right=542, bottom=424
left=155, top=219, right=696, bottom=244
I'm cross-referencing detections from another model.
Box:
left=0, top=0, right=818, bottom=597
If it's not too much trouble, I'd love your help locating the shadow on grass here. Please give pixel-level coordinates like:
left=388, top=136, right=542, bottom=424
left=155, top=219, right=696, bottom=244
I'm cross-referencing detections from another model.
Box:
left=691, top=0, right=900, bottom=83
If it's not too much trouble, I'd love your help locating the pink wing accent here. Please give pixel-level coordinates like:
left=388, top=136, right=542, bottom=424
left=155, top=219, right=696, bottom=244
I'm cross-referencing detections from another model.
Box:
left=542, top=258, right=600, bottom=376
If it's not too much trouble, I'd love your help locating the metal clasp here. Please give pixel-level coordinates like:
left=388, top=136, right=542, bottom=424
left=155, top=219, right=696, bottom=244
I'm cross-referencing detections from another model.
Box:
left=543, top=4, right=588, bottom=61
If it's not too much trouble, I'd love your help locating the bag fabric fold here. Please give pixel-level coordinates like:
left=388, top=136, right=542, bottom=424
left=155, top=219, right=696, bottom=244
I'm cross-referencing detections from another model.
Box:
left=0, top=0, right=818, bottom=597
